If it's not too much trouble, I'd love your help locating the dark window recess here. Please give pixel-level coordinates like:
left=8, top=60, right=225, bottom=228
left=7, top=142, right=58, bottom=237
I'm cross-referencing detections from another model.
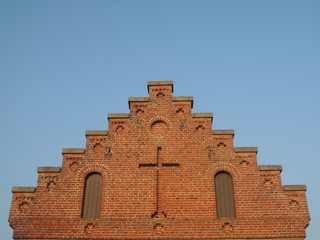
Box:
left=215, top=171, right=236, bottom=218
left=82, top=172, right=102, bottom=218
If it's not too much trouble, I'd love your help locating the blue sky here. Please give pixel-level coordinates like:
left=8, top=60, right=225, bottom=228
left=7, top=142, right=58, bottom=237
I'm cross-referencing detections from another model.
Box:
left=1, top=1, right=319, bottom=239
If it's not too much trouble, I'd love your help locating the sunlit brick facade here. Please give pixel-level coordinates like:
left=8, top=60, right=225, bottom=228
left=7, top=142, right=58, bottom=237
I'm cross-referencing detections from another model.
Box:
left=9, top=81, right=309, bottom=239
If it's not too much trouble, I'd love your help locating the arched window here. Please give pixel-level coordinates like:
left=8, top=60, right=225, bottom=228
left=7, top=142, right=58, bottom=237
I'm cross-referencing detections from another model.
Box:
left=82, top=172, right=102, bottom=218
left=215, top=171, right=236, bottom=218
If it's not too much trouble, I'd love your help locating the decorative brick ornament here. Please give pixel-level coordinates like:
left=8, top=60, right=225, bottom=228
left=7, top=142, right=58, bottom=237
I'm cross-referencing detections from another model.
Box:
left=153, top=223, right=164, bottom=234
left=147, top=117, right=172, bottom=138
left=47, top=181, right=56, bottom=192
left=222, top=222, right=233, bottom=232
left=84, top=223, right=94, bottom=234
left=19, top=202, right=30, bottom=212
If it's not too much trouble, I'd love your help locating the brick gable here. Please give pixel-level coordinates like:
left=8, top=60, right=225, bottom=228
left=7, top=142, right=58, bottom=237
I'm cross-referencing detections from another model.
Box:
left=9, top=81, right=310, bottom=239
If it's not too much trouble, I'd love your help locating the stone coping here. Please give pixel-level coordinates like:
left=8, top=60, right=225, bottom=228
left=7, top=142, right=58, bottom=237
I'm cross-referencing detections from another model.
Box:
left=172, top=96, right=194, bottom=101
left=147, top=81, right=174, bottom=92
left=172, top=96, right=194, bottom=107
left=283, top=185, right=307, bottom=191
left=11, top=238, right=307, bottom=240
left=107, top=113, right=130, bottom=119
left=213, top=130, right=235, bottom=135
left=128, top=97, right=149, bottom=102
left=62, top=148, right=85, bottom=154
left=258, top=165, right=283, bottom=172
left=37, top=167, right=61, bottom=173
left=128, top=96, right=194, bottom=107
left=234, top=147, right=258, bottom=153
left=191, top=113, right=213, bottom=118
left=147, top=81, right=174, bottom=86
left=12, top=187, right=36, bottom=193
left=85, top=130, right=108, bottom=136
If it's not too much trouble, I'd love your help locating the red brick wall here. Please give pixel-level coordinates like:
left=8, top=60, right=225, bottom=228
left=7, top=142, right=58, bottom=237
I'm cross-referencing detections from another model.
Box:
left=9, top=81, right=309, bottom=239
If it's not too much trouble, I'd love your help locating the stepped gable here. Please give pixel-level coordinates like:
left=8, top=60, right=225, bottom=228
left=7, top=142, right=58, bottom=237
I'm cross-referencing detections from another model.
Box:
left=9, top=81, right=309, bottom=240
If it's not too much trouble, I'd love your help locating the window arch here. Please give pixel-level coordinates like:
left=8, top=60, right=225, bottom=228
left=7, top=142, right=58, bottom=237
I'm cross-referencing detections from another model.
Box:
left=82, top=172, right=103, bottom=218
left=215, top=171, right=236, bottom=218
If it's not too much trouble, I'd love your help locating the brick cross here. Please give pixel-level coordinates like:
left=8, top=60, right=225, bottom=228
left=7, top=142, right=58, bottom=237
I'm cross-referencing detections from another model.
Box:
left=139, top=147, right=180, bottom=218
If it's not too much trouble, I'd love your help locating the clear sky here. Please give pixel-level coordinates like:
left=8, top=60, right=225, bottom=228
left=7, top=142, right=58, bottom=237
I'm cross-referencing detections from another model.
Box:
left=1, top=1, right=319, bottom=239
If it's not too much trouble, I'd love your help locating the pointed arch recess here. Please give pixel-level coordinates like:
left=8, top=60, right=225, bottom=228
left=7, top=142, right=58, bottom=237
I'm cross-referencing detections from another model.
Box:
left=77, top=163, right=111, bottom=182
left=206, top=162, right=240, bottom=180
left=82, top=172, right=103, bottom=218
left=77, top=164, right=111, bottom=219
left=215, top=171, right=236, bottom=218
